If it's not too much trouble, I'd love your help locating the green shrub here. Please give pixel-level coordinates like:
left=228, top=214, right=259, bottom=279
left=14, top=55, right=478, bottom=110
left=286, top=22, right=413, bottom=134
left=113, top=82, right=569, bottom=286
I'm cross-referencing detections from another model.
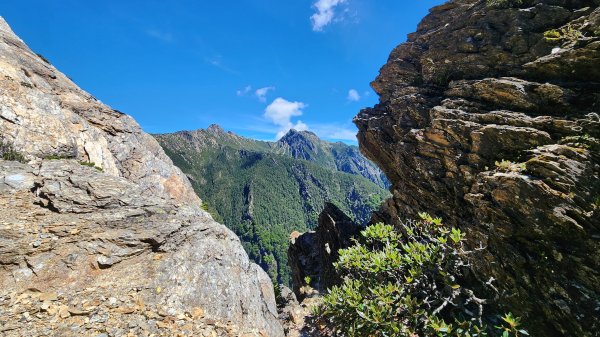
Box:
left=44, top=154, right=75, bottom=160
left=317, top=214, right=527, bottom=337
left=0, top=137, right=26, bottom=163
left=486, top=0, right=523, bottom=9
left=544, top=24, right=584, bottom=43
left=495, top=159, right=526, bottom=173
left=495, top=159, right=527, bottom=173
left=79, top=161, right=103, bottom=172
left=560, top=134, right=598, bottom=150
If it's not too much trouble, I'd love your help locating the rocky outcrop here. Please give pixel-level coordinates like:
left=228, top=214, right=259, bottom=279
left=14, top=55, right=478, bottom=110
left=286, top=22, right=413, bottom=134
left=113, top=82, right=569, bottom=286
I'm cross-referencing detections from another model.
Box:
left=288, top=230, right=320, bottom=301
left=315, top=203, right=360, bottom=292
left=355, top=1, right=599, bottom=336
left=288, top=203, right=360, bottom=300
left=0, top=17, right=283, bottom=336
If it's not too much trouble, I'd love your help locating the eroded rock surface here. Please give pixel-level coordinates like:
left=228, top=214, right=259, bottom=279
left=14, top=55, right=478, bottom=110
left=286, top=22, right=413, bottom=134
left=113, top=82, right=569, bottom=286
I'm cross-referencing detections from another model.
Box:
left=288, top=203, right=360, bottom=301
left=0, top=17, right=283, bottom=336
left=355, top=1, right=599, bottom=336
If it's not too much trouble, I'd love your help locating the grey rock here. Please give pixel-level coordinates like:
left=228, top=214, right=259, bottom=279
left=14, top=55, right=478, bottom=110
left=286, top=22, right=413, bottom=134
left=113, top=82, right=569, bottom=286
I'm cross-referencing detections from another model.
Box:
left=0, top=16, right=283, bottom=336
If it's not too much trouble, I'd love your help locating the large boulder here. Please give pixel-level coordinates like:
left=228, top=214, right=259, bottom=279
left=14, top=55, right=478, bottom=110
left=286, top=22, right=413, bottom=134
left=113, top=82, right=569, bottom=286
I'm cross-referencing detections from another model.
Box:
left=0, top=17, right=283, bottom=336
left=355, top=1, right=600, bottom=336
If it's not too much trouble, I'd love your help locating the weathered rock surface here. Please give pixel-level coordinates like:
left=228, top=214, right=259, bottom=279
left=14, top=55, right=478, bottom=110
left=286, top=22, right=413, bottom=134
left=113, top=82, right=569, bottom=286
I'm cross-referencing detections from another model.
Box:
left=355, top=1, right=599, bottom=336
left=288, top=203, right=361, bottom=300
left=276, top=285, right=323, bottom=337
left=0, top=17, right=283, bottom=336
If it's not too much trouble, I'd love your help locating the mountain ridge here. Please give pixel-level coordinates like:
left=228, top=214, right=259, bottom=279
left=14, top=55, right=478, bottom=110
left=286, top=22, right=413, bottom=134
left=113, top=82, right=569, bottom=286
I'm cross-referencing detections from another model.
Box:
left=157, top=125, right=389, bottom=189
left=155, top=126, right=390, bottom=286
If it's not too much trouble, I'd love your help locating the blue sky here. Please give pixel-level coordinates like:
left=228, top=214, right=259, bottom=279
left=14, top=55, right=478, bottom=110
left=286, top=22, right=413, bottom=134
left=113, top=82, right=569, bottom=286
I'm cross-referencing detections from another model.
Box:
left=0, top=0, right=441, bottom=143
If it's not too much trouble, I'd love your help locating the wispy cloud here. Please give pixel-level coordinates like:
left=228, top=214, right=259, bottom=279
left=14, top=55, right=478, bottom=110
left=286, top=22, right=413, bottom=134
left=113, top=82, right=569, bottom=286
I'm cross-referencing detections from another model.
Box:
left=237, top=85, right=252, bottom=96
left=347, top=89, right=360, bottom=102
left=255, top=86, right=276, bottom=103
left=205, top=56, right=238, bottom=75
left=146, top=29, right=174, bottom=43
left=311, top=0, right=347, bottom=31
left=264, top=98, right=309, bottom=139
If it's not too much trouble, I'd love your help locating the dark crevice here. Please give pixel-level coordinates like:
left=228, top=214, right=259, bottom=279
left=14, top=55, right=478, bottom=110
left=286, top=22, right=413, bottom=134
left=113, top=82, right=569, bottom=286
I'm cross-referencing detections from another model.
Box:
left=140, top=238, right=165, bottom=253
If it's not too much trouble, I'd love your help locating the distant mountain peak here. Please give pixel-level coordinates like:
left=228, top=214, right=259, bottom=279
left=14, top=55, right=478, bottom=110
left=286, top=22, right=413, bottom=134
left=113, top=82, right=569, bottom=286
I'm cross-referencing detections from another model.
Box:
left=283, top=128, right=317, bottom=137
left=206, top=124, right=225, bottom=134
left=278, top=129, right=320, bottom=146
left=157, top=126, right=389, bottom=189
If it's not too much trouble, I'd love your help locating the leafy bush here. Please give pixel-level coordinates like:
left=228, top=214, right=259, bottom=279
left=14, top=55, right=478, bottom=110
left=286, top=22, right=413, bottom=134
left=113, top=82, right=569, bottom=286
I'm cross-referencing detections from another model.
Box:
left=316, top=214, right=527, bottom=337
left=0, top=137, right=26, bottom=163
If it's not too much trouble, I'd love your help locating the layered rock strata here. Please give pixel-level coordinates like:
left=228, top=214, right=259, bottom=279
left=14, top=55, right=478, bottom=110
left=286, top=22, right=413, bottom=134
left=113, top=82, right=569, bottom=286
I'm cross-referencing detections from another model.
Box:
left=354, top=1, right=600, bottom=336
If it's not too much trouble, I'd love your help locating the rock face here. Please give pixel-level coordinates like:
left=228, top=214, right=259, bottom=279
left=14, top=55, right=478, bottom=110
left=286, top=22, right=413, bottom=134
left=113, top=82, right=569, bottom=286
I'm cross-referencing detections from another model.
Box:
left=0, top=17, right=283, bottom=336
left=288, top=203, right=361, bottom=300
left=354, top=1, right=599, bottom=336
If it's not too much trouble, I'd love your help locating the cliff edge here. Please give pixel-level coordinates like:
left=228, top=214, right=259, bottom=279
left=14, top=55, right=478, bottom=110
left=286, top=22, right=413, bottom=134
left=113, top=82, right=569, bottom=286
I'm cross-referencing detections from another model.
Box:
left=355, top=1, right=599, bottom=336
left=0, top=17, right=283, bottom=336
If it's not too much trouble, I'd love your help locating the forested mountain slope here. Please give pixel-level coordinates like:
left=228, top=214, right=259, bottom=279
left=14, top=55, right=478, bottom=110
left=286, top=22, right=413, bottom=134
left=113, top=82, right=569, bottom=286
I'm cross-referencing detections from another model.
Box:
left=155, top=126, right=390, bottom=285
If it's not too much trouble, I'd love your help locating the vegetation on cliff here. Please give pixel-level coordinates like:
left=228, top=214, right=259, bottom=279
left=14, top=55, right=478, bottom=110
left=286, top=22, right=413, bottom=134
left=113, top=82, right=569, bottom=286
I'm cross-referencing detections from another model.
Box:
left=156, top=126, right=389, bottom=286
left=313, top=215, right=527, bottom=337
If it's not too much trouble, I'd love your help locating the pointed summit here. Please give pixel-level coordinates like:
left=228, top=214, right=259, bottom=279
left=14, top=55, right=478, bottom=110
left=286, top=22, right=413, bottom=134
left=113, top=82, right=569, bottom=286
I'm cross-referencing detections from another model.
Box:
left=206, top=123, right=225, bottom=134
left=277, top=129, right=322, bottom=161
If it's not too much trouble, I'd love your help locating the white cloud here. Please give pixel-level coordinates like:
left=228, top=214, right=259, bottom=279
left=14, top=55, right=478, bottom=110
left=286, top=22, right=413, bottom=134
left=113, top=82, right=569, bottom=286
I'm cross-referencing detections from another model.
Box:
left=237, top=85, right=252, bottom=96
left=264, top=98, right=309, bottom=139
left=347, top=89, right=360, bottom=102
left=310, top=123, right=357, bottom=142
left=255, top=86, right=275, bottom=102
left=311, top=0, right=347, bottom=31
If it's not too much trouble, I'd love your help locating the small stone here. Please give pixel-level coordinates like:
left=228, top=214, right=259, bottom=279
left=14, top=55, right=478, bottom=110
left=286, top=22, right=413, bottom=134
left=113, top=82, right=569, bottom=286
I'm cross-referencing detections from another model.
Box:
left=114, top=306, right=135, bottom=314
left=156, top=321, right=170, bottom=329
left=39, top=292, right=58, bottom=302
left=96, top=255, right=113, bottom=269
left=58, top=305, right=70, bottom=319
left=32, top=240, right=41, bottom=248
left=47, top=306, right=57, bottom=316
left=191, top=307, right=204, bottom=319
left=69, top=308, right=90, bottom=316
